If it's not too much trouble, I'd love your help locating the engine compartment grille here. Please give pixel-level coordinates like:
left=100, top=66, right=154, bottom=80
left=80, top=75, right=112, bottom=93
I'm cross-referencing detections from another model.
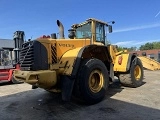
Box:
left=20, top=40, right=48, bottom=70
left=20, top=41, right=34, bottom=70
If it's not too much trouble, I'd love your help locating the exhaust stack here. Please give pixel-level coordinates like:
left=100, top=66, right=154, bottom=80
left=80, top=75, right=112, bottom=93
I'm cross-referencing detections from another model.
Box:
left=57, top=20, right=65, bottom=39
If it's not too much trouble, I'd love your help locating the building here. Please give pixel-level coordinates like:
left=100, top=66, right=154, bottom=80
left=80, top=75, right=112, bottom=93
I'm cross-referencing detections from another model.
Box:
left=0, top=39, right=14, bottom=49
left=130, top=49, right=160, bottom=62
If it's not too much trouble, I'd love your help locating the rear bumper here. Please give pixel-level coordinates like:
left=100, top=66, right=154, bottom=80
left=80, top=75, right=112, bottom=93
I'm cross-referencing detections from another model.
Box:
left=13, top=70, right=57, bottom=88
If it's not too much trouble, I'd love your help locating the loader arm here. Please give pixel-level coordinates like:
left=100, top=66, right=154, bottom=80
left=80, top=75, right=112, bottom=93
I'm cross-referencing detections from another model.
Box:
left=138, top=56, right=160, bottom=70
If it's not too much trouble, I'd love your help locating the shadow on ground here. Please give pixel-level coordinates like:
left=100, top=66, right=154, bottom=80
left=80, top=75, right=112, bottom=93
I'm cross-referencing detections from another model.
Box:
left=0, top=81, right=159, bottom=120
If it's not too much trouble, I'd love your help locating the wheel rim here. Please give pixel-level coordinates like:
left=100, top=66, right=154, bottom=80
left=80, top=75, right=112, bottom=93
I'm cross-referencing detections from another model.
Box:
left=89, top=70, right=104, bottom=93
left=134, top=65, right=141, bottom=80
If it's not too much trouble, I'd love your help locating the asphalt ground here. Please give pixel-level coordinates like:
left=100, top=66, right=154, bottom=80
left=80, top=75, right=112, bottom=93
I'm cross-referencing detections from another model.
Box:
left=0, top=70, right=160, bottom=120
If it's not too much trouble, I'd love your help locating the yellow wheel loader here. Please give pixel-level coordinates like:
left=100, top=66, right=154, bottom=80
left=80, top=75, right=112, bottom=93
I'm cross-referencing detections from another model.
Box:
left=13, top=18, right=144, bottom=104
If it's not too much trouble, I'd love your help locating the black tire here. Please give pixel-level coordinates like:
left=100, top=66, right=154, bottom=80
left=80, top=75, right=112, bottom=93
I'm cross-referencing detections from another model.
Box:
left=73, top=59, right=109, bottom=104
left=119, top=58, right=143, bottom=87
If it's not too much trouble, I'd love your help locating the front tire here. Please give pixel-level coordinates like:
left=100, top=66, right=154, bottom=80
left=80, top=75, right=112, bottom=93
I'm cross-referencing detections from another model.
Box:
left=119, top=58, right=144, bottom=87
left=74, top=59, right=109, bottom=104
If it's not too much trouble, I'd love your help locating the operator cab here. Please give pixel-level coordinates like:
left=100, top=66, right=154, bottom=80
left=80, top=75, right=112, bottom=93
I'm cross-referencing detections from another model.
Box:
left=68, top=18, right=114, bottom=45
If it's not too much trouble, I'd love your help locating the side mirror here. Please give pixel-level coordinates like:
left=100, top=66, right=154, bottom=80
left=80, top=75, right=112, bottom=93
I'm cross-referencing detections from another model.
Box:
left=108, top=25, right=113, bottom=33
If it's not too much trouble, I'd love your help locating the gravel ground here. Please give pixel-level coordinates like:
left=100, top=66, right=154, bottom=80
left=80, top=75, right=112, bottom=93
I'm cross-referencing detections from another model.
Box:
left=0, top=70, right=160, bottom=120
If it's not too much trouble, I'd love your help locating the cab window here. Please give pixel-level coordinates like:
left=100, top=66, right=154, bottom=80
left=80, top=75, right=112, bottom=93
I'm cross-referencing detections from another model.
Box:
left=96, top=22, right=105, bottom=42
left=75, top=23, right=91, bottom=39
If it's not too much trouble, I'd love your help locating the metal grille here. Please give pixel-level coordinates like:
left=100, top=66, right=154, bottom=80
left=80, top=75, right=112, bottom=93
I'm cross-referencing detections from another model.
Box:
left=51, top=43, right=57, bottom=64
left=20, top=41, right=34, bottom=70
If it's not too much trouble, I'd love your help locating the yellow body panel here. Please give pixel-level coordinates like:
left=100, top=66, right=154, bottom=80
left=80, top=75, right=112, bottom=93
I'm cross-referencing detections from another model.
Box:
left=107, top=45, right=118, bottom=64
left=36, top=38, right=106, bottom=76
left=114, top=54, right=130, bottom=72
left=56, top=39, right=90, bottom=59
left=37, top=38, right=91, bottom=64
left=59, top=47, right=82, bottom=75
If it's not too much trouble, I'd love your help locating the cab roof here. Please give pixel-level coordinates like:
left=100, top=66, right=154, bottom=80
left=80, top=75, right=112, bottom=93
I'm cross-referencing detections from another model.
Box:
left=71, top=18, right=108, bottom=28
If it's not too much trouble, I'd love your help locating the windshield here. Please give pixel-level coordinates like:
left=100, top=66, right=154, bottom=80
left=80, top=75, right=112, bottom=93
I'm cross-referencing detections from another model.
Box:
left=75, top=22, right=91, bottom=39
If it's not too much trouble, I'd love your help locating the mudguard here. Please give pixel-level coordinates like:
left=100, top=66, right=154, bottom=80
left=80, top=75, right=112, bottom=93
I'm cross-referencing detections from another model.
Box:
left=59, top=47, right=84, bottom=101
left=59, top=47, right=82, bottom=76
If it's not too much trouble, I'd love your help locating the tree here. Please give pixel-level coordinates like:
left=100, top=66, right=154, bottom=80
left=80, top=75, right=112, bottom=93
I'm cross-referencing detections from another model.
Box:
left=117, top=46, right=124, bottom=51
left=117, top=46, right=137, bottom=52
left=128, top=47, right=137, bottom=51
left=139, top=42, right=153, bottom=50
left=140, top=42, right=160, bottom=50
left=153, top=42, right=160, bottom=49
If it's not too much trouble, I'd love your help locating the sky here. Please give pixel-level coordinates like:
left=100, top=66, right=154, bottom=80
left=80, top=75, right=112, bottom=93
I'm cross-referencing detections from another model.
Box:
left=0, top=0, right=160, bottom=48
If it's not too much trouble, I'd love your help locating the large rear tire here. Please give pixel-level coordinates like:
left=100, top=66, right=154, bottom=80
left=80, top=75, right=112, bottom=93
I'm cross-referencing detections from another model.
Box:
left=73, top=59, right=109, bottom=104
left=119, top=58, right=143, bottom=87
